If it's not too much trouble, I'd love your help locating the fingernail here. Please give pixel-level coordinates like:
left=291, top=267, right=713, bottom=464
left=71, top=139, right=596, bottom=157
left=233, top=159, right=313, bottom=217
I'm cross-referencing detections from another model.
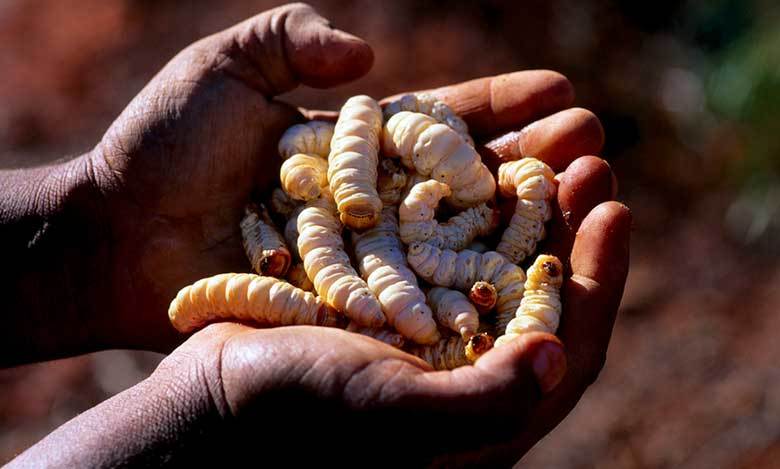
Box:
left=532, top=342, right=567, bottom=394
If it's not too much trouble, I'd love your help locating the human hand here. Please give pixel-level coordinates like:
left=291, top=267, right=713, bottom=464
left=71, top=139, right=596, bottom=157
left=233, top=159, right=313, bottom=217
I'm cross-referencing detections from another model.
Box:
left=86, top=3, right=373, bottom=351
left=30, top=186, right=626, bottom=467
left=147, top=201, right=628, bottom=467
left=146, top=162, right=629, bottom=466
left=86, top=2, right=617, bottom=355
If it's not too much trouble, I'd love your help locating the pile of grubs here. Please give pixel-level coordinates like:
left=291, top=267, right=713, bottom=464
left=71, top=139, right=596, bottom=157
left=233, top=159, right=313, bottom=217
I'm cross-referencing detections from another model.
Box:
left=168, top=94, right=564, bottom=370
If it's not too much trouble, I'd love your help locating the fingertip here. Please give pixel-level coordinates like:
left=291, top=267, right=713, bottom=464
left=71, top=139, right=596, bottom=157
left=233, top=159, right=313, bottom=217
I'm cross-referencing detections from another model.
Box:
left=545, top=155, right=615, bottom=259
left=565, top=107, right=605, bottom=155
left=431, top=70, right=575, bottom=136
left=580, top=201, right=632, bottom=238
left=276, top=3, right=374, bottom=88
left=571, top=201, right=632, bottom=286
left=491, top=70, right=575, bottom=115
left=482, top=107, right=604, bottom=171
left=531, top=341, right=568, bottom=394
left=487, top=70, right=575, bottom=133
left=559, top=156, right=615, bottom=222
left=478, top=332, right=566, bottom=395
left=283, top=3, right=374, bottom=88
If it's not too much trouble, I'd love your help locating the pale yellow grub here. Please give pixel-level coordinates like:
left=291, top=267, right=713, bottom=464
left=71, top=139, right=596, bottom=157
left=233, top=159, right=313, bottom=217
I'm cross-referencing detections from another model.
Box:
left=328, top=95, right=383, bottom=230
left=351, top=207, right=439, bottom=344
left=383, top=93, right=474, bottom=146
left=277, top=121, right=334, bottom=201
left=406, top=243, right=526, bottom=331
left=495, top=254, right=563, bottom=347
left=496, top=158, right=557, bottom=264
left=168, top=273, right=341, bottom=333
left=297, top=191, right=384, bottom=327
left=240, top=203, right=291, bottom=277
left=382, top=111, right=495, bottom=209
left=399, top=179, right=498, bottom=250
left=427, top=287, right=479, bottom=340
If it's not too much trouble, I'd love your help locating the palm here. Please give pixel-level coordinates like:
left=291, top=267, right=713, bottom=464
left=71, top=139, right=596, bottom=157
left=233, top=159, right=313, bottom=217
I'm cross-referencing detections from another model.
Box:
left=181, top=323, right=543, bottom=466
left=95, top=56, right=299, bottom=350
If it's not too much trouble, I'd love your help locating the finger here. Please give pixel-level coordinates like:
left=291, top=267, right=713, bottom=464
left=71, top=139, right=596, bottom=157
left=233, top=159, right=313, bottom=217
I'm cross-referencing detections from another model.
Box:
left=509, top=201, right=631, bottom=455
left=563, top=201, right=631, bottom=367
left=431, top=70, right=575, bottom=138
left=543, top=155, right=617, bottom=264
left=387, top=333, right=566, bottom=419
left=381, top=70, right=574, bottom=138
left=480, top=107, right=605, bottom=172
left=206, top=3, right=373, bottom=96
left=378, top=333, right=566, bottom=465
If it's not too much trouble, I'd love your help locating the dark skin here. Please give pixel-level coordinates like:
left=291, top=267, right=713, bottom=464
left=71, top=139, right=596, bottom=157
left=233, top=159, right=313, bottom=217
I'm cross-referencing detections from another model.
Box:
left=3, top=3, right=630, bottom=467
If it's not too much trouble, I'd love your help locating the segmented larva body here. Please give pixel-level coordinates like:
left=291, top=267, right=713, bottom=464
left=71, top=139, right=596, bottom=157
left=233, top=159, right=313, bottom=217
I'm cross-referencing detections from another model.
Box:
left=427, top=287, right=479, bottom=340
left=277, top=121, right=334, bottom=201
left=297, top=193, right=385, bottom=327
left=268, top=187, right=302, bottom=220
left=408, top=336, right=469, bottom=370
left=280, top=154, right=329, bottom=201
left=400, top=171, right=427, bottom=204
left=406, top=243, right=526, bottom=327
left=469, top=281, right=497, bottom=314
left=383, top=93, right=474, bottom=146
left=279, top=121, right=335, bottom=159
left=382, top=111, right=495, bottom=209
left=284, top=206, right=304, bottom=260
left=328, top=95, right=383, bottom=230
left=377, top=158, right=408, bottom=206
left=407, top=334, right=494, bottom=370
left=352, top=207, right=439, bottom=344
left=496, top=158, right=557, bottom=264
left=240, top=203, right=291, bottom=277
left=399, top=179, right=499, bottom=250
left=346, top=322, right=405, bottom=349
left=496, top=255, right=563, bottom=347
left=168, top=273, right=342, bottom=333
left=286, top=262, right=313, bottom=292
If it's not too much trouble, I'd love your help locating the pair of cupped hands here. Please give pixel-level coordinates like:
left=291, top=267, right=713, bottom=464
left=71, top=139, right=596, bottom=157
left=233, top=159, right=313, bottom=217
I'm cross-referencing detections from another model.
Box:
left=26, top=4, right=630, bottom=467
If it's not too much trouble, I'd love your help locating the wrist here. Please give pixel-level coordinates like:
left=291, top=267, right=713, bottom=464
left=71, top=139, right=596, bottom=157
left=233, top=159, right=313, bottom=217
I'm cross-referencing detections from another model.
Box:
left=1, top=151, right=115, bottom=365
left=9, top=353, right=226, bottom=468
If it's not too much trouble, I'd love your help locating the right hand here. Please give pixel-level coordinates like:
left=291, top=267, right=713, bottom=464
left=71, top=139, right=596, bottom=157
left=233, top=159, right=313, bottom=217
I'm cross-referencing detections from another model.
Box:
left=137, top=189, right=628, bottom=467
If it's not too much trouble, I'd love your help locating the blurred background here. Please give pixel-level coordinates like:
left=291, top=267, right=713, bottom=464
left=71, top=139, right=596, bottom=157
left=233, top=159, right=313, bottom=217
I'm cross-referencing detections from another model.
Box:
left=1, top=0, right=778, bottom=466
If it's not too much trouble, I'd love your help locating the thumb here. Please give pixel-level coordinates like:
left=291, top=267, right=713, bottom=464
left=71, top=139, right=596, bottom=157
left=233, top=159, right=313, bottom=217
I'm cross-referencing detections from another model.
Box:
left=394, top=332, right=567, bottom=420
left=207, top=3, right=373, bottom=96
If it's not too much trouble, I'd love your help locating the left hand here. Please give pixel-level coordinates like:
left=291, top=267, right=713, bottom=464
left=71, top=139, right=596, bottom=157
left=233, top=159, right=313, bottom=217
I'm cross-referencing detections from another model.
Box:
left=85, top=3, right=610, bottom=354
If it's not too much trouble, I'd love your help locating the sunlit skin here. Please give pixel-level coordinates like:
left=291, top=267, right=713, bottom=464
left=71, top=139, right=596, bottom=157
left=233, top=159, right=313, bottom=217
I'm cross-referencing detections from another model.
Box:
left=2, top=3, right=630, bottom=467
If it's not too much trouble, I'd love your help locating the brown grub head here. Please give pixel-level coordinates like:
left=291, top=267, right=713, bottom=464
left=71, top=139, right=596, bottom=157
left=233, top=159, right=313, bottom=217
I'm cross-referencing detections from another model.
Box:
left=465, top=333, right=495, bottom=362
left=542, top=261, right=560, bottom=278
left=259, top=250, right=292, bottom=278
left=469, top=281, right=497, bottom=313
